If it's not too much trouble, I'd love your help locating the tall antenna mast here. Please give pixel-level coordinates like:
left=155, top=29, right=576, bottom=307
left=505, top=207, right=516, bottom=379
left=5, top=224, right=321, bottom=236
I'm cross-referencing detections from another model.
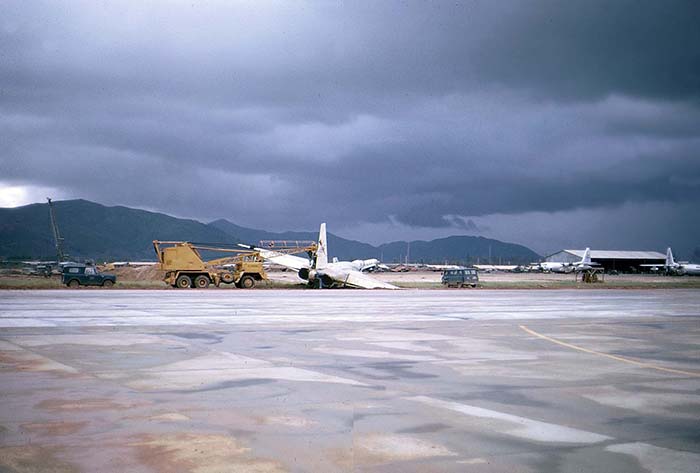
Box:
left=47, top=198, right=65, bottom=262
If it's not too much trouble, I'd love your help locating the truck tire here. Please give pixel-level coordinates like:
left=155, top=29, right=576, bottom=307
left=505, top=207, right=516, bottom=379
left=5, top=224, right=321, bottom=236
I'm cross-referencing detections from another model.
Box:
left=102, top=280, right=114, bottom=288
left=221, top=272, right=235, bottom=284
left=239, top=275, right=255, bottom=289
left=68, top=279, right=80, bottom=288
left=194, top=275, right=210, bottom=289
left=176, top=275, right=192, bottom=288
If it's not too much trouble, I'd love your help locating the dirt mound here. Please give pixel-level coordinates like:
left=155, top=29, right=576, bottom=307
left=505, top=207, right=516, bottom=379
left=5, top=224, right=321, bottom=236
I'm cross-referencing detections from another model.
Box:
left=109, top=265, right=164, bottom=281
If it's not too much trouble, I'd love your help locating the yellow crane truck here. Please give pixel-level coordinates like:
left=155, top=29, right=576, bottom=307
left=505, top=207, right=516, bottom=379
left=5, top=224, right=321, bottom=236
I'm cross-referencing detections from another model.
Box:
left=153, top=241, right=267, bottom=289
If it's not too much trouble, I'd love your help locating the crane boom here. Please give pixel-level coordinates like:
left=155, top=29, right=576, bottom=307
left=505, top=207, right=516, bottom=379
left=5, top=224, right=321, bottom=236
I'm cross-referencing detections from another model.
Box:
left=47, top=198, right=65, bottom=262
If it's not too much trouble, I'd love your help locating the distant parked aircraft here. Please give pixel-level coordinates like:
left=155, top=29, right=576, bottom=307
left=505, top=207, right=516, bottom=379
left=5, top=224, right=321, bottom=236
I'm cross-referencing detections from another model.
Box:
left=473, top=265, right=519, bottom=272
left=538, top=261, right=572, bottom=273
left=570, top=248, right=599, bottom=272
left=330, top=256, right=388, bottom=272
left=642, top=248, right=700, bottom=276
left=425, top=264, right=464, bottom=272
left=538, top=248, right=597, bottom=273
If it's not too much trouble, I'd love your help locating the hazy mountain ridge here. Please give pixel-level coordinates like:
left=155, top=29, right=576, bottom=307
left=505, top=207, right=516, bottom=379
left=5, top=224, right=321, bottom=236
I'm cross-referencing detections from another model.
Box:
left=0, top=200, right=233, bottom=261
left=0, top=200, right=540, bottom=263
left=211, top=219, right=540, bottom=263
left=376, top=235, right=540, bottom=264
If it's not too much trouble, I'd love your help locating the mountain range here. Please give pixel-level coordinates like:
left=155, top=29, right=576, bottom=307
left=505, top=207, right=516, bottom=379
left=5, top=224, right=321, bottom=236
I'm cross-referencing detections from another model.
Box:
left=0, top=199, right=540, bottom=263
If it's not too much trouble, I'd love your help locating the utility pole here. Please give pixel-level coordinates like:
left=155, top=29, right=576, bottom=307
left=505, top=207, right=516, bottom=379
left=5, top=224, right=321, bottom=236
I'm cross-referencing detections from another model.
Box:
left=47, top=198, right=65, bottom=263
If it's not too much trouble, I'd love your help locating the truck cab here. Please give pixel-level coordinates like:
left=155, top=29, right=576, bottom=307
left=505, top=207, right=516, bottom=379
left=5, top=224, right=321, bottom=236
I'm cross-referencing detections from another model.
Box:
left=441, top=268, right=479, bottom=288
left=62, top=264, right=117, bottom=288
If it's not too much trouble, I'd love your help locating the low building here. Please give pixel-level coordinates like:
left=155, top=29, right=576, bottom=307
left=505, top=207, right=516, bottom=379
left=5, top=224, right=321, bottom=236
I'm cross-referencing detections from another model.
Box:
left=544, top=249, right=665, bottom=273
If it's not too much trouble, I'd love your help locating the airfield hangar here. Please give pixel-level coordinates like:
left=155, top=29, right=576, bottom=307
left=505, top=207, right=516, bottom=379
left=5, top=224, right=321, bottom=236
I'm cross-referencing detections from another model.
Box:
left=544, top=249, right=666, bottom=273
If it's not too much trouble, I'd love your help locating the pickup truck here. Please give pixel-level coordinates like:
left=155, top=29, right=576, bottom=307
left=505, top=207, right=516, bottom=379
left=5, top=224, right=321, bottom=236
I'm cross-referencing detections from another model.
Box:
left=441, top=268, right=479, bottom=288
left=62, top=264, right=117, bottom=288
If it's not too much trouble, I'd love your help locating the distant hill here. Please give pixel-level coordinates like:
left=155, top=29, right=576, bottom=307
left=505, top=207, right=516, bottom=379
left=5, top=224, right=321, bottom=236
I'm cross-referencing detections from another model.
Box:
left=0, top=200, right=540, bottom=263
left=375, top=235, right=538, bottom=265
left=0, top=200, right=233, bottom=261
left=210, top=220, right=540, bottom=264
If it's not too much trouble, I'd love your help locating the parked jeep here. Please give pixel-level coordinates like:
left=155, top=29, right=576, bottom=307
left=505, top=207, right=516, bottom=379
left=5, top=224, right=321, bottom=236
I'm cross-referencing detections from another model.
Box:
left=441, top=268, right=479, bottom=288
left=62, top=264, right=117, bottom=288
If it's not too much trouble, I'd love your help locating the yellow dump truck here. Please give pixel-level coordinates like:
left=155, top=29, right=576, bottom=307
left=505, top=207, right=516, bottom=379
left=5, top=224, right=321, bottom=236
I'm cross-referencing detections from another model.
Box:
left=153, top=241, right=267, bottom=288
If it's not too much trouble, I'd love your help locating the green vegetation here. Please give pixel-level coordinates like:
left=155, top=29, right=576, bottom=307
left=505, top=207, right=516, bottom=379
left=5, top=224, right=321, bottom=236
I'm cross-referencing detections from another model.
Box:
left=0, top=277, right=64, bottom=289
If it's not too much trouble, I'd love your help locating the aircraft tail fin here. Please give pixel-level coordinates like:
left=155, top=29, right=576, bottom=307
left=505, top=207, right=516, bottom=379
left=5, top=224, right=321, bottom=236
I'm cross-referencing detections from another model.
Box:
left=315, top=223, right=328, bottom=269
left=581, top=248, right=591, bottom=265
left=666, top=247, right=675, bottom=267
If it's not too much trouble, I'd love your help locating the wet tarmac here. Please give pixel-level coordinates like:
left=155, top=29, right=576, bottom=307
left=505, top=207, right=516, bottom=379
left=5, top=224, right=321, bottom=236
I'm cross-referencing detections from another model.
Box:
left=0, top=289, right=699, bottom=472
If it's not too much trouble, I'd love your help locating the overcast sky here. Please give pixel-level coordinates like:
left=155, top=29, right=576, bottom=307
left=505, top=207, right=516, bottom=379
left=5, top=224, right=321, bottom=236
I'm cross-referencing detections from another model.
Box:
left=1, top=0, right=699, bottom=255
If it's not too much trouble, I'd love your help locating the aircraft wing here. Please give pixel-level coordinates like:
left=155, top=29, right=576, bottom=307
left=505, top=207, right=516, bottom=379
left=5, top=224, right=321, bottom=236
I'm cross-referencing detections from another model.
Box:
left=239, top=245, right=310, bottom=271
left=260, top=250, right=310, bottom=271
left=340, top=270, right=399, bottom=289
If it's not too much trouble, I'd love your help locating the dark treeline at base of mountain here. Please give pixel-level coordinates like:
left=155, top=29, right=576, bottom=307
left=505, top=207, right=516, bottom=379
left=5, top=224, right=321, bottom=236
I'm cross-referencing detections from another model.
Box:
left=0, top=199, right=540, bottom=264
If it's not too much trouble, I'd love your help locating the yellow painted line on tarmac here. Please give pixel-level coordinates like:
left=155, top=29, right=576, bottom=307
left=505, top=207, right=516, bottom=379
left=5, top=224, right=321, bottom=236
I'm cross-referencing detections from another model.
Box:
left=519, top=324, right=700, bottom=378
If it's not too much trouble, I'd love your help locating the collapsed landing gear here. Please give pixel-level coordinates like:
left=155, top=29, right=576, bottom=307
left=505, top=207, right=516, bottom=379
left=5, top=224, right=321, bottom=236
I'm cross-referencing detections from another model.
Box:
left=307, top=275, right=335, bottom=289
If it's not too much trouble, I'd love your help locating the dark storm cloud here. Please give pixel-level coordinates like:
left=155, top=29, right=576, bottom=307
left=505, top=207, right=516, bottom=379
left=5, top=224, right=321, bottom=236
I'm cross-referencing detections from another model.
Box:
left=474, top=0, right=700, bottom=101
left=316, top=138, right=700, bottom=227
left=1, top=0, right=699, bottom=251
